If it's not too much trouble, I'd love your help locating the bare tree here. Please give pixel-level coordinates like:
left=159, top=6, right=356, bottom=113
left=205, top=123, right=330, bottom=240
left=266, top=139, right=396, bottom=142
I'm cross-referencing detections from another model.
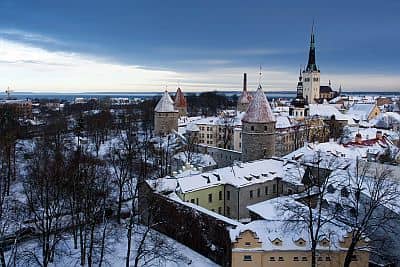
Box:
left=281, top=152, right=343, bottom=267
left=336, top=160, right=400, bottom=266
left=23, top=138, right=65, bottom=267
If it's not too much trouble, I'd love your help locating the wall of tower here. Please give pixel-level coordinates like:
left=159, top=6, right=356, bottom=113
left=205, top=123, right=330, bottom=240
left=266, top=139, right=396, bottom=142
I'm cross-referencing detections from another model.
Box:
left=303, top=71, right=320, bottom=104
left=241, top=122, right=275, bottom=162
left=154, top=112, right=179, bottom=136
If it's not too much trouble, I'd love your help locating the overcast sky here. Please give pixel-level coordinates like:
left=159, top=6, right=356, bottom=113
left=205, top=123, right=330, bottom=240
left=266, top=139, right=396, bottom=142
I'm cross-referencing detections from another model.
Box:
left=0, top=0, right=399, bottom=93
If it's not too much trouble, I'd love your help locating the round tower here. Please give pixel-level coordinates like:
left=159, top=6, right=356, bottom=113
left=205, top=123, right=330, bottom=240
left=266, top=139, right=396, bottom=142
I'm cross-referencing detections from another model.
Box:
left=154, top=90, right=179, bottom=136
left=174, top=87, right=188, bottom=117
left=241, top=84, right=276, bottom=162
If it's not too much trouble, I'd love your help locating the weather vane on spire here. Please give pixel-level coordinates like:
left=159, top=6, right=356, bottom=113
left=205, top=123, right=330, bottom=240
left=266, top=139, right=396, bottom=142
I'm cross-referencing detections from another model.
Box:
left=258, top=65, right=262, bottom=86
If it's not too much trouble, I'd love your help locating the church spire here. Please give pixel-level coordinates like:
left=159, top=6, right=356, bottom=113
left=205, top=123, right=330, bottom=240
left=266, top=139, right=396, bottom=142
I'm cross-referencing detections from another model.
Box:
left=306, top=21, right=318, bottom=72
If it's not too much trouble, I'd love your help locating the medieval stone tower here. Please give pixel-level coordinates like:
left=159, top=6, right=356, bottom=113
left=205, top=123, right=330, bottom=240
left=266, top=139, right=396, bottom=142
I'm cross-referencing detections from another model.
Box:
left=174, top=87, right=188, bottom=117
left=154, top=90, right=179, bottom=136
left=241, top=84, right=276, bottom=162
left=302, top=25, right=320, bottom=104
left=237, top=73, right=252, bottom=112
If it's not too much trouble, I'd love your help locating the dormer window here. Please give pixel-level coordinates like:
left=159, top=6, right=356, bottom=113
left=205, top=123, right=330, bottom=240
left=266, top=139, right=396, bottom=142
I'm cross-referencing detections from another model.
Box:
left=294, top=238, right=306, bottom=246
left=244, top=242, right=251, bottom=246
left=271, top=238, right=282, bottom=246
left=319, top=238, right=330, bottom=247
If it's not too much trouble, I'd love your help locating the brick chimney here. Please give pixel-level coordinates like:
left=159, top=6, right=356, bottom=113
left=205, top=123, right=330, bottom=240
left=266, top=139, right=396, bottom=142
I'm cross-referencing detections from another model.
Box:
left=376, top=130, right=383, bottom=140
left=243, top=73, right=247, bottom=91
left=355, top=133, right=362, bottom=144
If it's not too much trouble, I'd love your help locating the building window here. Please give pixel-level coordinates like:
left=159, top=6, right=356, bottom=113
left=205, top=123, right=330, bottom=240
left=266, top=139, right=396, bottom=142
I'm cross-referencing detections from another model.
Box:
left=211, top=209, right=215, bottom=212
left=243, top=255, right=252, bottom=261
left=302, top=257, right=308, bottom=261
left=251, top=126, right=254, bottom=131
left=257, top=188, right=260, bottom=197
left=288, top=188, right=293, bottom=195
left=278, top=257, right=284, bottom=261
left=190, top=199, right=195, bottom=203
left=227, top=190, right=230, bottom=200
left=318, top=257, right=323, bottom=261
left=264, top=126, right=268, bottom=131
left=351, top=255, right=358, bottom=261
left=273, top=184, right=276, bottom=193
left=244, top=242, right=251, bottom=246
left=326, top=257, right=331, bottom=261
left=249, top=190, right=253, bottom=199
left=226, top=206, right=231, bottom=216
left=265, top=186, right=268, bottom=195
left=293, top=257, right=299, bottom=261
left=218, top=207, right=222, bottom=214
left=196, top=198, right=199, bottom=205
left=208, top=193, right=212, bottom=203
left=219, top=191, right=222, bottom=200
left=269, top=257, right=275, bottom=261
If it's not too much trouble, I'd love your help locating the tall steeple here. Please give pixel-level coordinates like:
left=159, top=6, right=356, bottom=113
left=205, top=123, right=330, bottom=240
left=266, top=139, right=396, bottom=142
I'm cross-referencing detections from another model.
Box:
left=302, top=22, right=321, bottom=104
left=306, top=22, right=318, bottom=72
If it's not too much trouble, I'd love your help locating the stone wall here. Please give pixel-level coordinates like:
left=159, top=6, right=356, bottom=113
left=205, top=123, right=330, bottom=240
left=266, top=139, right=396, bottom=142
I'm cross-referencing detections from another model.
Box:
left=154, top=111, right=178, bottom=136
left=196, top=144, right=242, bottom=168
left=139, top=182, right=233, bottom=266
left=241, top=122, right=275, bottom=162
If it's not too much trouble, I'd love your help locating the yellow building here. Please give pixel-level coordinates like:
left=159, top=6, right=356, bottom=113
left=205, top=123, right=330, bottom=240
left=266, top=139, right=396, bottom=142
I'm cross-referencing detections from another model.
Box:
left=231, top=220, right=369, bottom=267
left=177, top=184, right=225, bottom=214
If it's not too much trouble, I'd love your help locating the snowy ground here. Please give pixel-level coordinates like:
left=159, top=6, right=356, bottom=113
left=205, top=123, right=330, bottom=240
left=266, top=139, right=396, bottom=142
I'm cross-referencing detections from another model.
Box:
left=6, top=223, right=219, bottom=267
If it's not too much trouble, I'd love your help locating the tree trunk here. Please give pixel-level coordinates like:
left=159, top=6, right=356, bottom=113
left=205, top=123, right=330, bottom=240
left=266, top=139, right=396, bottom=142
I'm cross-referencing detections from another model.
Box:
left=0, top=247, right=6, bottom=267
left=343, top=240, right=358, bottom=267
left=87, top=223, right=95, bottom=267
left=126, top=225, right=132, bottom=267
left=117, top=186, right=123, bottom=223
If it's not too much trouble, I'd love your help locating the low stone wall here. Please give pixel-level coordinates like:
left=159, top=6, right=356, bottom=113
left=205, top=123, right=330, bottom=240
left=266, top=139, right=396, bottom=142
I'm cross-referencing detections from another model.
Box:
left=196, top=144, right=242, bottom=168
left=139, top=182, right=233, bottom=266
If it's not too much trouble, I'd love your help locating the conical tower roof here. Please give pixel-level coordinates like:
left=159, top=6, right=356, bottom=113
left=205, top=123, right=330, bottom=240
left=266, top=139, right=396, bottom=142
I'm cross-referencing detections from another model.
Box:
left=174, top=87, right=187, bottom=108
left=155, top=90, right=178, bottom=112
left=238, top=90, right=252, bottom=104
left=242, top=85, right=275, bottom=123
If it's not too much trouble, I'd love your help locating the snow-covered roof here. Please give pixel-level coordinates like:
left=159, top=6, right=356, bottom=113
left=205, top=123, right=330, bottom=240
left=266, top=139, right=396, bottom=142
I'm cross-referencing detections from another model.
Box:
left=154, top=90, right=178, bottom=113
left=348, top=103, right=377, bottom=121
left=230, top=218, right=353, bottom=252
left=242, top=85, right=275, bottom=124
left=371, top=112, right=400, bottom=129
left=309, top=103, right=354, bottom=124
left=191, top=111, right=246, bottom=127
left=173, top=152, right=216, bottom=168
left=275, top=115, right=292, bottom=129
left=176, top=158, right=304, bottom=193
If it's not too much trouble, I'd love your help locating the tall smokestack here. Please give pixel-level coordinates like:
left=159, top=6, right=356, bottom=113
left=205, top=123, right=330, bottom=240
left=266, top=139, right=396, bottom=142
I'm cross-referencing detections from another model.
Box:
left=243, top=73, right=247, bottom=92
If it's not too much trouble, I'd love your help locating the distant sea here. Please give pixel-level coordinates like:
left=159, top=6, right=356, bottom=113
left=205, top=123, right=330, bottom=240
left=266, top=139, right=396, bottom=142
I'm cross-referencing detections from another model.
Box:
left=0, top=91, right=399, bottom=101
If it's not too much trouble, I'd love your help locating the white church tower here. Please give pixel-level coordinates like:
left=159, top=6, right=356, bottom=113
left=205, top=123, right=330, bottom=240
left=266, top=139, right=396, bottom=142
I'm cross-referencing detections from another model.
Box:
left=302, top=25, right=320, bottom=104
